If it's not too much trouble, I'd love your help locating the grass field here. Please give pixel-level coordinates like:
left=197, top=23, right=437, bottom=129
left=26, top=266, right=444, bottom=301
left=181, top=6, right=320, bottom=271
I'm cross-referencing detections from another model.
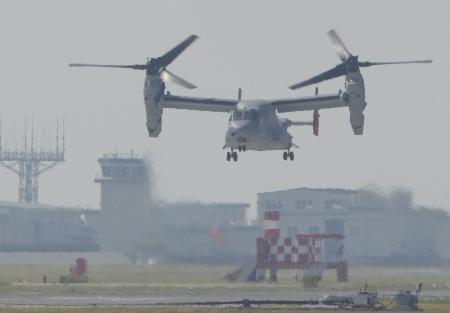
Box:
left=2, top=263, right=450, bottom=293
left=0, top=264, right=449, bottom=312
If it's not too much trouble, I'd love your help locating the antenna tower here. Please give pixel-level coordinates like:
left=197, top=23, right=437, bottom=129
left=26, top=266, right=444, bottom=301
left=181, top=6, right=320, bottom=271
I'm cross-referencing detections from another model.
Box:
left=0, top=117, right=65, bottom=203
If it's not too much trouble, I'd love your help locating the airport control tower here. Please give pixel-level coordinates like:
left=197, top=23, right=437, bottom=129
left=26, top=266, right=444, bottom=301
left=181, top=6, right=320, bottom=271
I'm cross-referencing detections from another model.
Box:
left=95, top=152, right=152, bottom=256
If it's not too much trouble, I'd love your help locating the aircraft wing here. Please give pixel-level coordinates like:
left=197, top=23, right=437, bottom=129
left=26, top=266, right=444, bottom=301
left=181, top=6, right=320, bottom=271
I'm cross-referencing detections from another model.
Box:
left=162, top=94, right=238, bottom=112
left=272, top=94, right=346, bottom=113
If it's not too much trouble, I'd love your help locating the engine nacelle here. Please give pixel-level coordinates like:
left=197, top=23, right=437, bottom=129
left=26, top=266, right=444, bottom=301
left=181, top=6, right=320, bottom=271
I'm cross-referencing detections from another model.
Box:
left=345, top=73, right=366, bottom=135
left=143, top=76, right=165, bottom=137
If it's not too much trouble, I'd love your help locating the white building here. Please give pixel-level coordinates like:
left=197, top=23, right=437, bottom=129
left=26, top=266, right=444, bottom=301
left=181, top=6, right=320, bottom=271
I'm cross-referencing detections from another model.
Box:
left=0, top=200, right=99, bottom=251
left=95, top=153, right=256, bottom=264
left=257, top=187, right=450, bottom=264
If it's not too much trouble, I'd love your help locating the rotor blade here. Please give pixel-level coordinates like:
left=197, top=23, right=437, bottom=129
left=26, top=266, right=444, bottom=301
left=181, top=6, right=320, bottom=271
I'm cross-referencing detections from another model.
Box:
left=158, top=34, right=199, bottom=67
left=327, top=29, right=352, bottom=62
left=289, top=63, right=347, bottom=90
left=69, top=63, right=147, bottom=70
left=160, top=69, right=197, bottom=89
left=358, top=59, right=433, bottom=67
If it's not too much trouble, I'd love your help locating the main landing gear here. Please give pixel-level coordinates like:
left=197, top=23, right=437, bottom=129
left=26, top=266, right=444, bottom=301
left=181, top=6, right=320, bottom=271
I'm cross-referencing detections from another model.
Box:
left=283, top=150, right=294, bottom=161
left=226, top=150, right=238, bottom=162
left=227, top=145, right=246, bottom=162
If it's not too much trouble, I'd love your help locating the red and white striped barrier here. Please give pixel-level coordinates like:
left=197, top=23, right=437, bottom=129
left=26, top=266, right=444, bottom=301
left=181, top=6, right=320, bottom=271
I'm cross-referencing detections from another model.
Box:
left=263, top=210, right=280, bottom=239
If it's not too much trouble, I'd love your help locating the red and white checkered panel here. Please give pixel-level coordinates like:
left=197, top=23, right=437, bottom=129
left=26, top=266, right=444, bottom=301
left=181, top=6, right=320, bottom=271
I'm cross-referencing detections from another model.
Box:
left=297, top=235, right=321, bottom=262
left=267, top=236, right=320, bottom=264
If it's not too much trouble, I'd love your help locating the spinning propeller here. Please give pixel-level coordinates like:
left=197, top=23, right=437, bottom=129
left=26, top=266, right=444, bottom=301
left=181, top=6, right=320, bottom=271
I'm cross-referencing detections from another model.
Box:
left=289, top=30, right=432, bottom=90
left=69, top=35, right=199, bottom=89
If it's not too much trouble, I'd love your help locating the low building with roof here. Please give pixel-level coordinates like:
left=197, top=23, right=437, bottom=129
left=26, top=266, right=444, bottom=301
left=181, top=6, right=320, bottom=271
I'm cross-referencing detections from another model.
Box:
left=257, top=187, right=450, bottom=264
left=0, top=200, right=99, bottom=251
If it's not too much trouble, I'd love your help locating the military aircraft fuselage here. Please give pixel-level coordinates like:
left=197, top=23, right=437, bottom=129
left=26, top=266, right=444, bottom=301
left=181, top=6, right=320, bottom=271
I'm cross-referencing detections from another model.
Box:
left=224, top=101, right=292, bottom=151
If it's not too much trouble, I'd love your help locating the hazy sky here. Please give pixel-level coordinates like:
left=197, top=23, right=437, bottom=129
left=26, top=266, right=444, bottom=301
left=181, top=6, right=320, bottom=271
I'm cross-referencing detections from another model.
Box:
left=0, top=0, right=448, bottom=210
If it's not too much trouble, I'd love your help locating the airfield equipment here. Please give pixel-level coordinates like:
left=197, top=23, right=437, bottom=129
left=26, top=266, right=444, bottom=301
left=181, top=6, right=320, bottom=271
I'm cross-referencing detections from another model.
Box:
left=255, top=230, right=347, bottom=286
left=70, top=30, right=431, bottom=161
left=59, top=257, right=88, bottom=283
left=320, top=283, right=380, bottom=309
left=227, top=210, right=348, bottom=286
left=0, top=118, right=65, bottom=203
left=391, top=283, right=422, bottom=311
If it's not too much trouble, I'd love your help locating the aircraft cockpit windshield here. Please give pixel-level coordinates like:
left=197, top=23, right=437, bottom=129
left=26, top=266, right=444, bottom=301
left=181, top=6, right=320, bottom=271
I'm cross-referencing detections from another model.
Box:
left=232, top=109, right=259, bottom=121
left=232, top=110, right=244, bottom=121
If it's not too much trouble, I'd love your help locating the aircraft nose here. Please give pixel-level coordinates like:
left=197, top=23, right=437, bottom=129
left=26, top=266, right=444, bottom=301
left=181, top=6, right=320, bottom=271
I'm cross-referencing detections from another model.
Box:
left=228, top=121, right=254, bottom=144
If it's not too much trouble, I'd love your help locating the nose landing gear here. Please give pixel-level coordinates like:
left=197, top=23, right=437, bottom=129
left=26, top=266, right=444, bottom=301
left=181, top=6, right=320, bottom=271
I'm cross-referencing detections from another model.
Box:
left=283, top=150, right=294, bottom=161
left=237, top=145, right=247, bottom=152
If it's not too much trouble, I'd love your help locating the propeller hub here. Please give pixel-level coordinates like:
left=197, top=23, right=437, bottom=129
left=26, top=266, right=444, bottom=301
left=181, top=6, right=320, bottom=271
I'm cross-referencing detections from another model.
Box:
left=289, top=29, right=432, bottom=90
left=145, top=58, right=161, bottom=75
left=345, top=55, right=360, bottom=73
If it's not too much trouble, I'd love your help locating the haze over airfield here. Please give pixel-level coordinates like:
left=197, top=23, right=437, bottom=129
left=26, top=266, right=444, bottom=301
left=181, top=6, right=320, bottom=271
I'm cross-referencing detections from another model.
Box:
left=0, top=0, right=448, bottom=210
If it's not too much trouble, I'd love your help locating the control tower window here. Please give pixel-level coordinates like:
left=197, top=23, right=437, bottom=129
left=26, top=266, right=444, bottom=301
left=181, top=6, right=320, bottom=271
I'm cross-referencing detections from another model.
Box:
left=121, top=166, right=129, bottom=178
left=132, top=167, right=144, bottom=178
left=102, top=166, right=112, bottom=177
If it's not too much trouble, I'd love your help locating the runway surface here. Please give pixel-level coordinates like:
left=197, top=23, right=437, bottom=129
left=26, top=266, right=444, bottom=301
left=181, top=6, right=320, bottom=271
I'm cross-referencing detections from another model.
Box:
left=1, top=289, right=449, bottom=307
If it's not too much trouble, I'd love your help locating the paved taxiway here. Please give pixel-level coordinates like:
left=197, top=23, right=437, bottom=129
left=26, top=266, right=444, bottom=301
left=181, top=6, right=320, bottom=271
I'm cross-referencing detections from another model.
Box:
left=1, top=289, right=449, bottom=307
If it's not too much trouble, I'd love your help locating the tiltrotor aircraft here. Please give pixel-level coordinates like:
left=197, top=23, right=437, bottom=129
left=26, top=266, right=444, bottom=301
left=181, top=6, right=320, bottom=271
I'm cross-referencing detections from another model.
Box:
left=70, top=30, right=431, bottom=161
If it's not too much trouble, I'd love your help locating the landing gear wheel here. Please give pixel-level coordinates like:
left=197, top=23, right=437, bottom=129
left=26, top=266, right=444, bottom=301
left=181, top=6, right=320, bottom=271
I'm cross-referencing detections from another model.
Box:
left=283, top=151, right=288, bottom=161
left=242, top=145, right=247, bottom=152
left=226, top=152, right=231, bottom=161
left=238, top=146, right=242, bottom=152
left=289, top=151, right=294, bottom=161
left=232, top=151, right=238, bottom=162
